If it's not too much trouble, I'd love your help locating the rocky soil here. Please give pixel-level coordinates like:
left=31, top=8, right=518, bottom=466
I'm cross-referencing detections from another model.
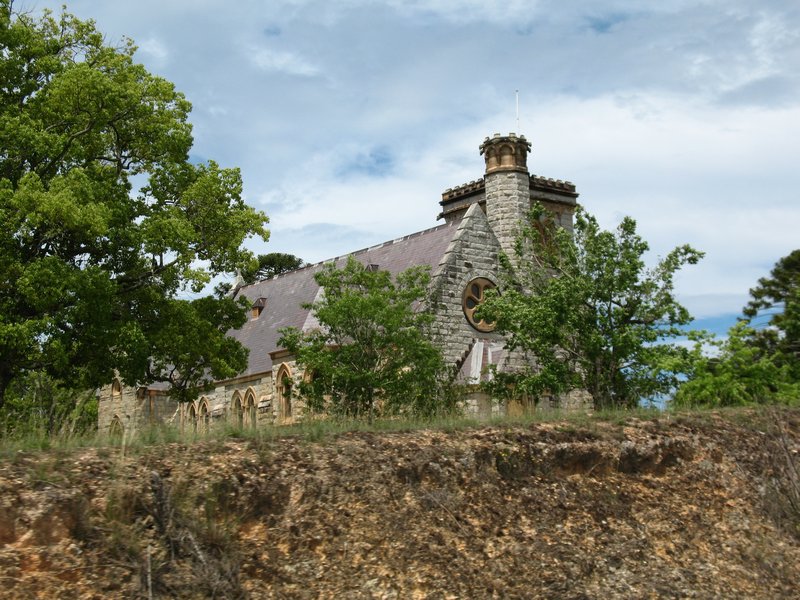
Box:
left=1, top=408, right=799, bottom=599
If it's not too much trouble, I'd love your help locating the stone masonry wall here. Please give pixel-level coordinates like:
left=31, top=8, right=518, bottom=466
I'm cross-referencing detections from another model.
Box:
left=99, top=368, right=311, bottom=434
left=97, top=382, right=178, bottom=436
left=428, top=203, right=534, bottom=385
left=485, top=171, right=531, bottom=263
left=429, top=203, right=504, bottom=367
left=180, top=368, right=305, bottom=430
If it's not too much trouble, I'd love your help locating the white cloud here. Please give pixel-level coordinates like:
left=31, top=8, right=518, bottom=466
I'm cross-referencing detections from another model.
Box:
left=247, top=46, right=320, bottom=77
left=207, top=106, right=229, bottom=117
left=383, top=0, right=540, bottom=24
left=136, top=36, right=168, bottom=64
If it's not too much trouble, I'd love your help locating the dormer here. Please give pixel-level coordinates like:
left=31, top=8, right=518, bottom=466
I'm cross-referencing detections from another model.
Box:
left=251, top=297, right=267, bottom=319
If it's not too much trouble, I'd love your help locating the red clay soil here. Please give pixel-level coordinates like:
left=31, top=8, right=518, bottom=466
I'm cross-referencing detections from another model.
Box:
left=0, top=408, right=799, bottom=599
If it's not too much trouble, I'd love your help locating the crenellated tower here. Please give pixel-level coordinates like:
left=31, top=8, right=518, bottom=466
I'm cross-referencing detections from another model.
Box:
left=480, top=133, right=532, bottom=262
left=438, top=133, right=579, bottom=263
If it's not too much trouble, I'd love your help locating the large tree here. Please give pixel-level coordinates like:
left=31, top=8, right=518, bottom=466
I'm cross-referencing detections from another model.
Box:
left=743, top=249, right=800, bottom=362
left=478, top=204, right=703, bottom=409
left=0, top=3, right=269, bottom=406
left=278, top=258, right=452, bottom=420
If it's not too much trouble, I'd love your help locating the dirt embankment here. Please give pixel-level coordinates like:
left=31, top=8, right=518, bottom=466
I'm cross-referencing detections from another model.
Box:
left=1, top=409, right=799, bottom=599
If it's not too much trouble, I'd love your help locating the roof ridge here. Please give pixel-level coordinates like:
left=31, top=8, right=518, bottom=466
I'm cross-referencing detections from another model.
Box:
left=240, top=221, right=456, bottom=289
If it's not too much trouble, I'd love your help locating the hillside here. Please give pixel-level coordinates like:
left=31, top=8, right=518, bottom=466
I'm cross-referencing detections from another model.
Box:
left=1, top=409, right=799, bottom=599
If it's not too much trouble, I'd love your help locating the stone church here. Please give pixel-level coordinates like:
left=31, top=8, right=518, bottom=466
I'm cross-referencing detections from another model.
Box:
left=99, top=133, right=585, bottom=436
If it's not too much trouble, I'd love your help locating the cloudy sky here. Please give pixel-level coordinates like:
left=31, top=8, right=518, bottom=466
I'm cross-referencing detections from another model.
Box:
left=27, top=0, right=800, bottom=334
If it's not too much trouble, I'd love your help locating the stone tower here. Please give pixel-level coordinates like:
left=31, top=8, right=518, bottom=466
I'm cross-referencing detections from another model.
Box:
left=480, top=133, right=532, bottom=263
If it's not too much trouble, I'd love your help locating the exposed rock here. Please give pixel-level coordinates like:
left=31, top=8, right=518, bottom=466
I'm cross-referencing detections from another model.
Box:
left=0, top=408, right=798, bottom=598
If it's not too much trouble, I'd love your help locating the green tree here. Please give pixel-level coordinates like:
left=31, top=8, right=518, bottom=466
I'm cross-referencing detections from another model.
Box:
left=247, top=252, right=304, bottom=281
left=672, top=323, right=800, bottom=407
left=0, top=4, right=269, bottom=407
left=478, top=204, right=703, bottom=409
left=278, top=257, right=452, bottom=420
left=743, top=249, right=800, bottom=362
left=673, top=250, right=800, bottom=407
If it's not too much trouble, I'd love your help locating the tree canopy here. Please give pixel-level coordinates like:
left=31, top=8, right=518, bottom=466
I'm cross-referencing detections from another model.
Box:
left=278, top=257, right=453, bottom=420
left=246, top=252, right=304, bottom=281
left=0, top=3, right=269, bottom=406
left=674, top=249, right=800, bottom=407
left=743, top=249, right=800, bottom=361
left=478, top=204, right=703, bottom=409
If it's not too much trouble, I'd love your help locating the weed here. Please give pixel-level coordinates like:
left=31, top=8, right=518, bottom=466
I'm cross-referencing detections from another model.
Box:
left=142, top=471, right=246, bottom=598
left=763, top=408, right=800, bottom=539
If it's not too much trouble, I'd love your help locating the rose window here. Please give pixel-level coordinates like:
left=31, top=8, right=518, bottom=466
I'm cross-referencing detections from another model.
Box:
left=462, top=277, right=496, bottom=332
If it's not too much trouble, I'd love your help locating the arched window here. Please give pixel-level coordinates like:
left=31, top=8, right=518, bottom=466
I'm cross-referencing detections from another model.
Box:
left=231, top=392, right=244, bottom=428
left=187, top=403, right=197, bottom=433
left=276, top=365, right=293, bottom=421
left=109, top=415, right=124, bottom=440
left=111, top=379, right=122, bottom=400
left=137, top=387, right=153, bottom=422
left=244, top=389, right=257, bottom=428
left=198, top=398, right=210, bottom=433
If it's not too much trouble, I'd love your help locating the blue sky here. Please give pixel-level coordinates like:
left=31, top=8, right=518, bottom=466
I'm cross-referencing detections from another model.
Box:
left=26, top=0, right=800, bottom=333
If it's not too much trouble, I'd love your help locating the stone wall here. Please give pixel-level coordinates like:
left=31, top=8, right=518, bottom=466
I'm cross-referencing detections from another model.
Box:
left=428, top=203, right=536, bottom=396
left=97, top=380, right=179, bottom=436
left=176, top=366, right=308, bottom=431
left=98, top=366, right=312, bottom=434
left=429, top=203, right=504, bottom=365
left=532, top=189, right=577, bottom=233
left=485, top=170, right=531, bottom=263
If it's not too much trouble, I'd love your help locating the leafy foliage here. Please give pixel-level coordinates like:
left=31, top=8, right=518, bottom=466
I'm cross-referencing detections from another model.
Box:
left=0, top=4, right=269, bottom=406
left=743, top=249, right=800, bottom=361
left=278, top=257, right=453, bottom=419
left=0, top=371, right=97, bottom=438
left=478, top=204, right=703, bottom=409
left=672, top=323, right=800, bottom=407
left=246, top=252, right=304, bottom=281
left=674, top=250, right=800, bottom=407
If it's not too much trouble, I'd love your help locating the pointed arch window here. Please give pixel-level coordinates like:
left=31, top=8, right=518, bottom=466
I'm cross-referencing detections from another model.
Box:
left=187, top=403, right=197, bottom=433
left=244, top=389, right=257, bottom=428
left=276, top=365, right=293, bottom=421
left=198, top=398, right=210, bottom=433
left=231, top=392, right=244, bottom=428
left=109, top=415, right=124, bottom=440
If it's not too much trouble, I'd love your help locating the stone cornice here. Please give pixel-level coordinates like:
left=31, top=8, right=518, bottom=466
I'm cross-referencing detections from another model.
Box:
left=441, top=173, right=578, bottom=209
left=530, top=175, right=579, bottom=198
left=441, top=178, right=485, bottom=204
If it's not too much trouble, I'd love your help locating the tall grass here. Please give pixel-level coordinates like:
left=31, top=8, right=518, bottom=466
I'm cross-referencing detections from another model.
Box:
left=0, top=402, right=791, bottom=461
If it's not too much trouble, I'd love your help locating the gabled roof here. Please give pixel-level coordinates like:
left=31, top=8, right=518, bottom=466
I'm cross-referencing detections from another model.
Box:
left=228, top=220, right=460, bottom=376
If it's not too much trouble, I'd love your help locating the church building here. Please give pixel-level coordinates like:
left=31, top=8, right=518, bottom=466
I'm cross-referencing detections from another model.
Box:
left=99, top=133, right=587, bottom=436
